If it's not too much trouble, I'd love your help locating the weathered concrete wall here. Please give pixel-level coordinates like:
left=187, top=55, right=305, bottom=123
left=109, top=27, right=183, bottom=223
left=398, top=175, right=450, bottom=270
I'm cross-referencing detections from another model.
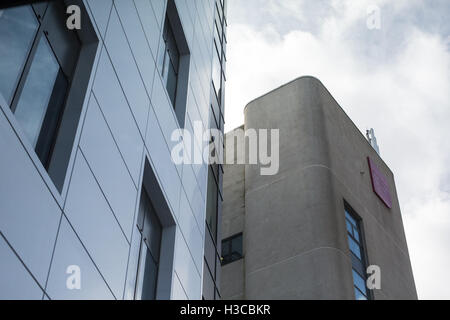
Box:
left=221, top=76, right=417, bottom=300
left=315, top=77, right=417, bottom=299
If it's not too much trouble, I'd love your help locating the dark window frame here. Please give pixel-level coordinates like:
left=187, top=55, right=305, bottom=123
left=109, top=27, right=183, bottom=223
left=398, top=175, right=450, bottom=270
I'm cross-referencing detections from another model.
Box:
left=158, top=0, right=190, bottom=128
left=124, top=159, right=177, bottom=301
left=0, top=0, right=99, bottom=195
left=344, top=201, right=373, bottom=300
left=221, top=233, right=243, bottom=266
left=8, top=3, right=80, bottom=168
left=134, top=188, right=163, bottom=300
left=161, top=14, right=180, bottom=108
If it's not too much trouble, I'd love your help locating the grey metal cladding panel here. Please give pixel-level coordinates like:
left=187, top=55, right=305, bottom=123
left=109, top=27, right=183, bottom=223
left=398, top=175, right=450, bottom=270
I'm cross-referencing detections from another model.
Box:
left=150, top=0, right=167, bottom=28
left=80, top=95, right=137, bottom=241
left=175, top=0, right=195, bottom=45
left=0, top=235, right=43, bottom=300
left=86, top=0, right=113, bottom=38
left=46, top=217, right=115, bottom=300
left=64, top=152, right=129, bottom=299
left=181, top=162, right=204, bottom=227
left=92, top=47, right=144, bottom=185
left=145, top=105, right=182, bottom=219
left=186, top=88, right=206, bottom=143
left=178, top=188, right=204, bottom=274
left=114, top=0, right=157, bottom=95
left=0, top=112, right=61, bottom=287
left=151, top=73, right=183, bottom=166
left=134, top=0, right=162, bottom=59
left=173, top=228, right=201, bottom=299
left=105, top=8, right=150, bottom=135
left=171, top=272, right=188, bottom=300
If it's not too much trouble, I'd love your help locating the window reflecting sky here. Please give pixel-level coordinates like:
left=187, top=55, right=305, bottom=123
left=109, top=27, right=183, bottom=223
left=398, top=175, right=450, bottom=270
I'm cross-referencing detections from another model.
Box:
left=0, top=6, right=38, bottom=104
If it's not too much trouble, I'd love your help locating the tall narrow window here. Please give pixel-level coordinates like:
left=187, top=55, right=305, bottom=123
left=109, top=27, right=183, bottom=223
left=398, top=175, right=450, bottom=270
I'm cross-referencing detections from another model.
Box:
left=14, top=35, right=69, bottom=163
left=0, top=6, right=39, bottom=104
left=0, top=2, right=97, bottom=192
left=345, top=205, right=371, bottom=300
left=125, top=160, right=177, bottom=300
left=206, top=166, right=219, bottom=241
left=157, top=0, right=190, bottom=127
left=161, top=17, right=180, bottom=108
left=135, top=189, right=163, bottom=300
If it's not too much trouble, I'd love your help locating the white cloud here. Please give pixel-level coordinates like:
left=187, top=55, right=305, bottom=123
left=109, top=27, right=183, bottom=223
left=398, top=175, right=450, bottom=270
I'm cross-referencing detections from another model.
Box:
left=225, top=0, right=450, bottom=299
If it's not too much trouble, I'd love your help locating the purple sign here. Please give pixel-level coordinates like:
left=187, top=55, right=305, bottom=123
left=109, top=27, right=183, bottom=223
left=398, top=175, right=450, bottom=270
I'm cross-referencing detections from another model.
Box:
left=368, top=157, right=392, bottom=209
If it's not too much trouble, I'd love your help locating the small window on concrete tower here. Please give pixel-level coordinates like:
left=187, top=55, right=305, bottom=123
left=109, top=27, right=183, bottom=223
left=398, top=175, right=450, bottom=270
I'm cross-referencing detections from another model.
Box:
left=221, top=233, right=243, bottom=266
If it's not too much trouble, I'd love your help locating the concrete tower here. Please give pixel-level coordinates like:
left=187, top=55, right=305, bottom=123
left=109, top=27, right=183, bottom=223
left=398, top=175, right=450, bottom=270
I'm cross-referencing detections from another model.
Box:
left=221, top=76, right=417, bottom=300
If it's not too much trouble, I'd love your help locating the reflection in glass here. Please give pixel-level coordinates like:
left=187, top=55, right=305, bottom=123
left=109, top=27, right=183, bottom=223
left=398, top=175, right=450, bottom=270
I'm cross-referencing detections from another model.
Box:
left=352, top=270, right=367, bottom=296
left=221, top=233, right=243, bottom=265
left=0, top=6, right=38, bottom=104
left=14, top=36, right=60, bottom=147
left=206, top=169, right=218, bottom=240
left=355, top=288, right=368, bottom=301
left=161, top=16, right=180, bottom=107
left=346, top=207, right=370, bottom=300
left=348, top=237, right=361, bottom=260
left=231, top=235, right=242, bottom=260
left=135, top=190, right=162, bottom=300
left=140, top=247, right=158, bottom=300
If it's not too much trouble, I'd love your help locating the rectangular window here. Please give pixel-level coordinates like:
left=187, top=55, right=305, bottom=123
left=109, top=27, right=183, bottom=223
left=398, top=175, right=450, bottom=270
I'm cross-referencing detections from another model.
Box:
left=221, top=233, right=243, bottom=266
left=0, top=6, right=39, bottom=104
left=0, top=2, right=97, bottom=192
left=161, top=17, right=180, bottom=108
left=134, top=189, right=163, bottom=300
left=345, top=204, right=371, bottom=300
left=206, top=166, right=219, bottom=241
left=125, top=160, right=177, bottom=300
left=158, top=0, right=190, bottom=127
left=212, top=47, right=221, bottom=99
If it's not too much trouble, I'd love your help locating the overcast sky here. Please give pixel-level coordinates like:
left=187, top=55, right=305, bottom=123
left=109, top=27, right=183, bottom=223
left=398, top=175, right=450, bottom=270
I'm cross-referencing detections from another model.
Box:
left=224, top=0, right=450, bottom=299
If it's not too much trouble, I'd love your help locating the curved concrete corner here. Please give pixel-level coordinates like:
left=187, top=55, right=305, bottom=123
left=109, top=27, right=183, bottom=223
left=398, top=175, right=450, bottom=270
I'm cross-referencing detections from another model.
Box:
left=222, top=76, right=417, bottom=300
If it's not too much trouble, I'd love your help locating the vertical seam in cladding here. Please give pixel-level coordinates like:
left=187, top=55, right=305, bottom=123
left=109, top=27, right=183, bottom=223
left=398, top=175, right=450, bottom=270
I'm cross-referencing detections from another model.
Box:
left=120, top=146, right=147, bottom=300
left=58, top=210, right=117, bottom=299
left=0, top=231, right=47, bottom=297
left=42, top=213, right=63, bottom=297
left=91, top=92, right=139, bottom=189
left=113, top=3, right=153, bottom=103
left=102, top=34, right=147, bottom=143
left=62, top=5, right=112, bottom=208
left=0, top=104, right=64, bottom=212
left=174, top=270, right=189, bottom=299
left=77, top=148, right=132, bottom=245
left=131, top=0, right=159, bottom=65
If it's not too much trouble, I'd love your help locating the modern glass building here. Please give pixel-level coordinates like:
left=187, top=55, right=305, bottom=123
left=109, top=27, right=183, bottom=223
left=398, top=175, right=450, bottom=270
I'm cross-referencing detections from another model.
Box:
left=0, top=0, right=226, bottom=300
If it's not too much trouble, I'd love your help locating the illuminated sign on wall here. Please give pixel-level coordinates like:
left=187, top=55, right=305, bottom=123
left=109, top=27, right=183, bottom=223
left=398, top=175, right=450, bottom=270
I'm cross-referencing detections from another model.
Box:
left=368, top=157, right=392, bottom=209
